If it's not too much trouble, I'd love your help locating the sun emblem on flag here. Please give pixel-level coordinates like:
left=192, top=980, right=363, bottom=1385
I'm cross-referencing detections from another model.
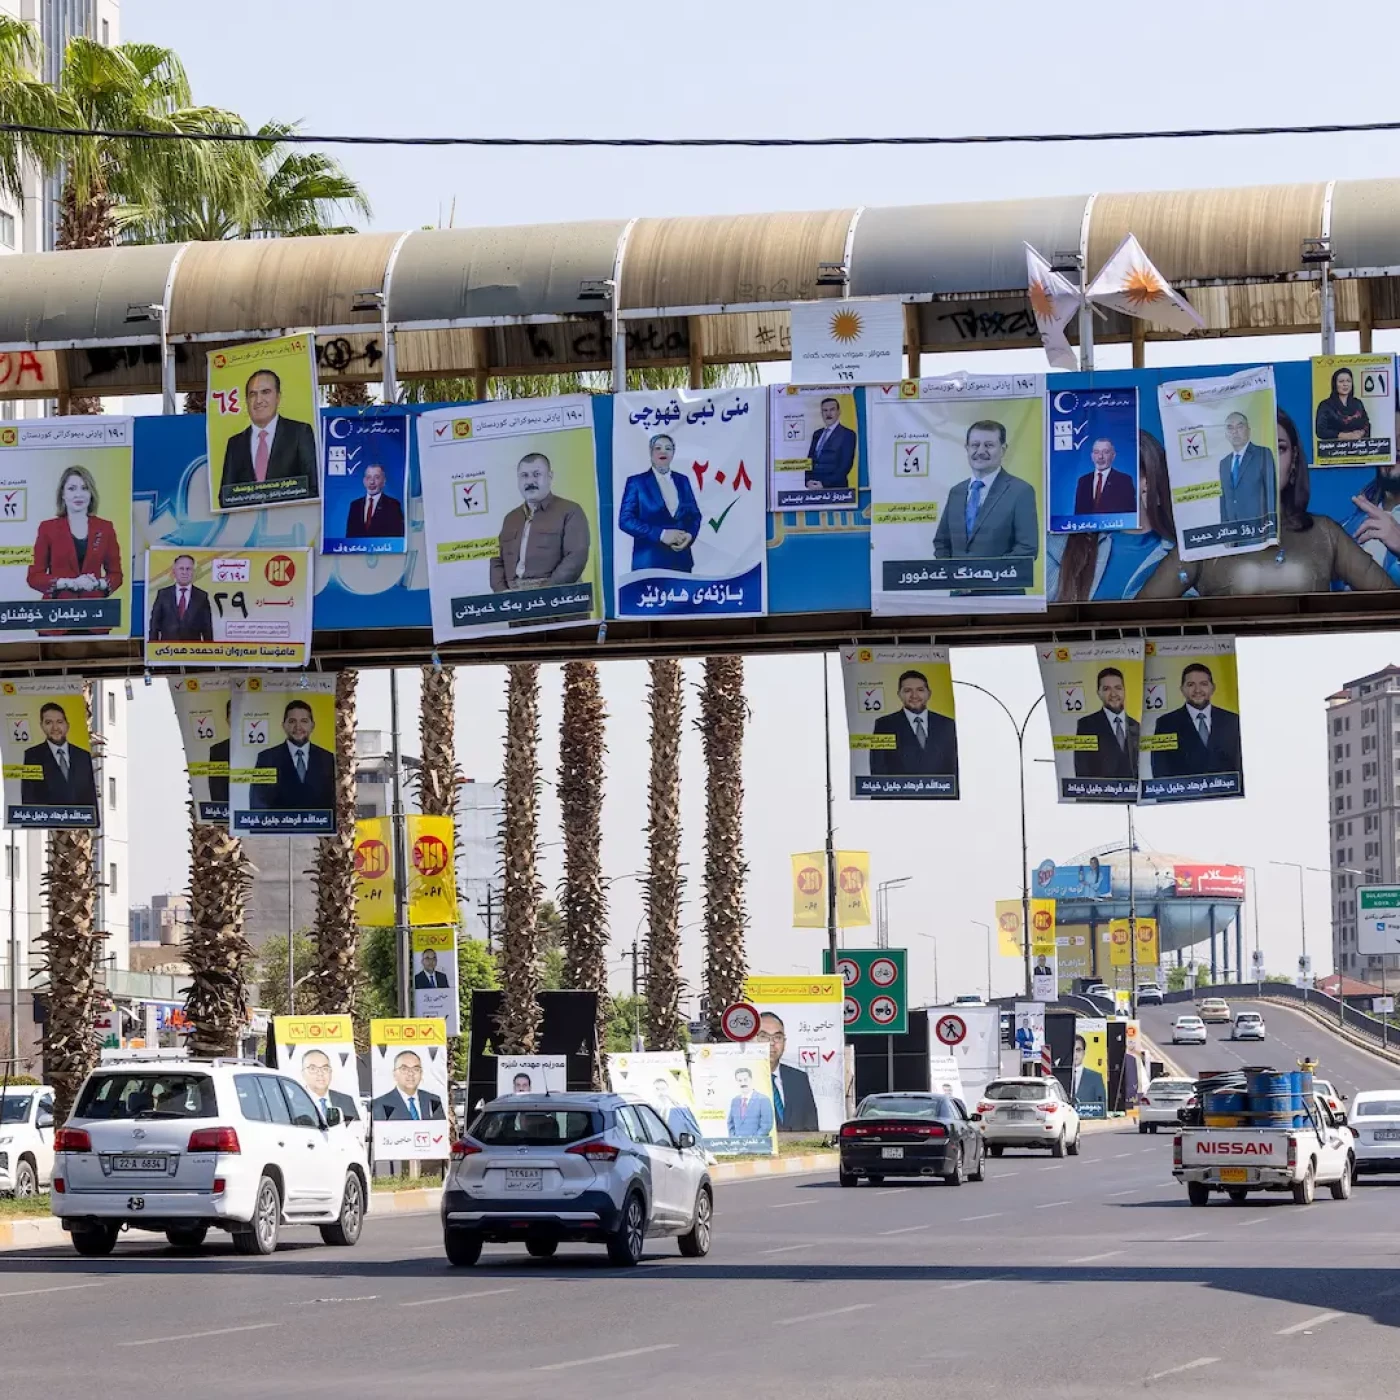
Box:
left=829, top=309, right=863, bottom=342
left=1122, top=263, right=1167, bottom=307
left=1028, top=278, right=1056, bottom=322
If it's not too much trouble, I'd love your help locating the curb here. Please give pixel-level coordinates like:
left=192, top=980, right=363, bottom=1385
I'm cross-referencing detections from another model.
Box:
left=0, top=1216, right=67, bottom=1251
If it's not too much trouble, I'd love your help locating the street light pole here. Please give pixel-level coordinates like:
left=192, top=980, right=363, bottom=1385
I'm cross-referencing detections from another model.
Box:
left=822, top=655, right=838, bottom=968
left=1127, top=806, right=1138, bottom=1017
left=1270, top=860, right=1308, bottom=995
left=973, top=920, right=991, bottom=1003
left=875, top=877, right=911, bottom=952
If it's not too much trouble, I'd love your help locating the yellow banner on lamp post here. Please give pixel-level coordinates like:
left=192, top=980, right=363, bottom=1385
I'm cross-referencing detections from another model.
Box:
left=995, top=900, right=1023, bottom=958
left=791, top=852, right=826, bottom=928
left=1109, top=918, right=1159, bottom=968
left=835, top=851, right=871, bottom=927
left=1135, top=918, right=1160, bottom=968
left=1030, top=899, right=1056, bottom=957
left=407, top=814, right=456, bottom=927
left=354, top=817, right=396, bottom=927
left=995, top=899, right=1055, bottom=957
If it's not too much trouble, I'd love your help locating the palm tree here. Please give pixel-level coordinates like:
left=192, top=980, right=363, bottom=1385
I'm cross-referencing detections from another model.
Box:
left=645, top=660, right=685, bottom=1051
left=558, top=661, right=609, bottom=1086
left=310, top=669, right=359, bottom=1014
left=183, top=813, right=254, bottom=1059
left=701, top=656, right=749, bottom=1033
left=498, top=664, right=542, bottom=1054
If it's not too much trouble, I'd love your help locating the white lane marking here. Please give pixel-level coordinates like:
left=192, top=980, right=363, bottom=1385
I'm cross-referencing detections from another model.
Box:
left=1235, top=1216, right=1270, bottom=1227
left=1035, top=1200, right=1072, bottom=1209
left=1113, top=1152, right=1133, bottom=1159
left=872, top=1188, right=912, bottom=1196
left=400, top=1288, right=518, bottom=1308
left=1147, top=1357, right=1219, bottom=1382
left=959, top=1213, right=1003, bottom=1222
left=1169, top=1231, right=1208, bottom=1241
left=775, top=1303, right=874, bottom=1326
left=1276, top=1311, right=1345, bottom=1336
left=1041, top=1164, right=1065, bottom=1171
left=0, top=1282, right=104, bottom=1300
left=771, top=1200, right=818, bottom=1209
left=758, top=1243, right=817, bottom=1256
left=1139, top=1147, right=1156, bottom=1153
left=942, top=1278, right=997, bottom=1290
left=878, top=1224, right=932, bottom=1236
left=1108, top=1188, right=1142, bottom=1198
left=120, top=1322, right=282, bottom=1348
left=538, top=1344, right=678, bottom=1371
left=1067, top=1250, right=1123, bottom=1263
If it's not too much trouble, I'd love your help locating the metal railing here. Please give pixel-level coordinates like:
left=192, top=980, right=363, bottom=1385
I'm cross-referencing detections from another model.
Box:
left=1160, top=981, right=1396, bottom=1053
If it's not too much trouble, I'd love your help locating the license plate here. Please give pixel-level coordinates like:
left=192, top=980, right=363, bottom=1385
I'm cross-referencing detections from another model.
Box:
left=503, top=1168, right=543, bottom=1192
left=110, top=1155, right=168, bottom=1173
left=1006, top=1110, right=1032, bottom=1121
left=881, top=1146, right=904, bottom=1159
left=1218, top=1166, right=1249, bottom=1183
left=1375, top=1129, right=1400, bottom=1142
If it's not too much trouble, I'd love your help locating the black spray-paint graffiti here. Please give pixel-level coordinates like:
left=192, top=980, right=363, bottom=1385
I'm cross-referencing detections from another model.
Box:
left=936, top=308, right=1039, bottom=342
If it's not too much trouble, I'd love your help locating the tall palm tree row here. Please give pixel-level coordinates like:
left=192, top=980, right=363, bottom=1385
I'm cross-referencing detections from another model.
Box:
left=183, top=816, right=254, bottom=1059
left=558, top=661, right=609, bottom=1086
left=645, top=659, right=685, bottom=1051
left=498, top=664, right=543, bottom=1054
left=310, top=669, right=359, bottom=1015
left=701, top=656, right=749, bottom=1033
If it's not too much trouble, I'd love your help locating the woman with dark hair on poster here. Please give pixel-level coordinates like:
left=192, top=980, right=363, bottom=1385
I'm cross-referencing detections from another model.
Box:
left=1315, top=366, right=1371, bottom=445
left=26, top=464, right=123, bottom=635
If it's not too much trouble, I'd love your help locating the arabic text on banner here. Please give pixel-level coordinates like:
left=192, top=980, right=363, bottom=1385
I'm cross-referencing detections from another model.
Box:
left=417, top=396, right=602, bottom=641
left=1139, top=635, right=1244, bottom=804
left=743, top=975, right=845, bottom=1132
left=354, top=817, right=396, bottom=927
left=1311, top=354, right=1396, bottom=468
left=686, top=1042, right=778, bottom=1157
left=791, top=852, right=825, bottom=927
left=867, top=374, right=1047, bottom=615
left=369, top=1019, right=449, bottom=1160
left=1037, top=639, right=1144, bottom=804
left=841, top=645, right=958, bottom=800
left=169, top=675, right=234, bottom=825
left=1048, top=387, right=1139, bottom=534
left=272, top=1016, right=362, bottom=1128
left=1071, top=1017, right=1108, bottom=1119
left=789, top=299, right=903, bottom=386
left=1031, top=947, right=1058, bottom=1002
left=0, top=416, right=133, bottom=642
left=768, top=384, right=858, bottom=509
left=229, top=673, right=338, bottom=836
left=835, top=850, right=871, bottom=926
left=1157, top=366, right=1279, bottom=561
left=607, top=1052, right=704, bottom=1143
left=410, top=926, right=460, bottom=1034
left=612, top=388, right=768, bottom=619
left=321, top=412, right=410, bottom=555
left=497, top=1055, right=566, bottom=1096
left=0, top=678, right=99, bottom=830
left=406, top=813, right=456, bottom=926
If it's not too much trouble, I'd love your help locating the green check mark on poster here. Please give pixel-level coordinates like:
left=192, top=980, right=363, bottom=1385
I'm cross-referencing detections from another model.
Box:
left=707, top=500, right=738, bottom=532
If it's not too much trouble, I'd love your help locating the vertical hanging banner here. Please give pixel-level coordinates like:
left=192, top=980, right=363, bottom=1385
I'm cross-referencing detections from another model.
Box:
left=321, top=412, right=410, bottom=555
left=410, top=926, right=460, bottom=1034
left=1158, top=366, right=1279, bottom=560
left=169, top=675, right=233, bottom=824
left=273, top=1015, right=361, bottom=1123
left=354, top=816, right=396, bottom=927
left=835, top=850, right=872, bottom=927
left=0, top=678, right=98, bottom=829
left=208, top=334, right=321, bottom=513
left=406, top=814, right=457, bottom=926
left=867, top=373, right=1046, bottom=614
left=1048, top=387, right=1140, bottom=533
left=1037, top=640, right=1144, bottom=803
left=768, top=385, right=859, bottom=508
left=995, top=901, right=1023, bottom=958
left=1135, top=918, right=1160, bottom=968
left=0, top=417, right=133, bottom=640
left=995, top=899, right=1056, bottom=959
left=229, top=674, right=338, bottom=835
left=1071, top=1018, right=1109, bottom=1119
left=791, top=852, right=826, bottom=928
left=612, top=387, right=767, bottom=618
left=789, top=299, right=903, bottom=385
left=1311, top=353, right=1395, bottom=466
left=1140, top=636, right=1244, bottom=802
left=1031, top=948, right=1058, bottom=1002
left=369, top=1019, right=449, bottom=1159
left=417, top=396, right=601, bottom=639
left=841, top=645, right=958, bottom=799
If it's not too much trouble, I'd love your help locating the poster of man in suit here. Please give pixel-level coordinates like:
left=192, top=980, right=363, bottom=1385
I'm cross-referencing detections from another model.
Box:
left=272, top=1016, right=362, bottom=1133
left=368, top=1019, right=450, bottom=1161
left=147, top=553, right=213, bottom=643
left=1037, top=640, right=1144, bottom=803
left=841, top=645, right=958, bottom=799
left=207, top=334, right=321, bottom=513
left=0, top=679, right=99, bottom=828
left=495, top=1055, right=567, bottom=1098
left=1048, top=387, right=1139, bottom=533
left=321, top=413, right=410, bottom=556
left=769, top=385, right=858, bottom=508
left=417, top=396, right=602, bottom=641
left=867, top=373, right=1046, bottom=615
left=229, top=674, right=338, bottom=835
left=686, top=1043, right=778, bottom=1156
left=605, top=1052, right=707, bottom=1147
left=169, top=675, right=233, bottom=824
left=745, top=977, right=845, bottom=1132
left=1140, top=636, right=1245, bottom=802
left=411, top=927, right=460, bottom=1032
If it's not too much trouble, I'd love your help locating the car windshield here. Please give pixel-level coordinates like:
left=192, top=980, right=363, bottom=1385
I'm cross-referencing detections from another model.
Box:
left=74, top=1073, right=217, bottom=1120
left=1149, top=1080, right=1194, bottom=1094
left=471, top=1109, right=599, bottom=1146
left=0, top=1094, right=33, bottom=1124
left=1315, top=1081, right=1335, bottom=1097
left=1356, top=1099, right=1400, bottom=1117
left=984, top=1082, right=1048, bottom=1102
left=858, top=1096, right=950, bottom=1119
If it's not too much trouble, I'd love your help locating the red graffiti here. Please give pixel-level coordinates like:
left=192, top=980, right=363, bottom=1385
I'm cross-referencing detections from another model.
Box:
left=0, top=352, right=47, bottom=387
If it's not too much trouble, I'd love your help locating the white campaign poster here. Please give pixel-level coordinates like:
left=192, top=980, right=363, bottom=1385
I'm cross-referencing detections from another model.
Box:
left=169, top=675, right=234, bottom=825
left=1013, top=1002, right=1045, bottom=1059
left=745, top=976, right=846, bottom=1132
left=867, top=374, right=1047, bottom=615
left=768, top=384, right=859, bottom=509
left=1032, top=949, right=1058, bottom=1003
left=928, top=1053, right=965, bottom=1101
left=496, top=1055, right=567, bottom=1097
left=1037, top=640, right=1144, bottom=805
left=942, top=1004, right=1000, bottom=1108
left=272, top=1015, right=362, bottom=1128
left=612, top=387, right=767, bottom=619
left=606, top=1050, right=705, bottom=1142
left=369, top=1020, right=450, bottom=1160
left=410, top=927, right=460, bottom=1035
left=686, top=1042, right=778, bottom=1156
left=789, top=299, right=903, bottom=385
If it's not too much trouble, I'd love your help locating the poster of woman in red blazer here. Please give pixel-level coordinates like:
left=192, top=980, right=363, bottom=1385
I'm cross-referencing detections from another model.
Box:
left=26, top=464, right=124, bottom=634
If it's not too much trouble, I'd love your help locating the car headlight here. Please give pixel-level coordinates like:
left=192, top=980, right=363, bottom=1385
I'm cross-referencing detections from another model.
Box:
left=0, top=1136, right=12, bottom=1146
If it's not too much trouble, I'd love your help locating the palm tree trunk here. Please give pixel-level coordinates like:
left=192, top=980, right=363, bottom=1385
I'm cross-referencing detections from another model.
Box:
left=558, top=661, right=609, bottom=1087
left=55, top=183, right=113, bottom=416
left=184, top=819, right=254, bottom=1058
left=645, top=660, right=685, bottom=1051
left=310, top=669, right=359, bottom=1013
left=702, top=656, right=749, bottom=1034
left=40, top=820, right=99, bottom=1126
left=498, top=663, right=542, bottom=1054
left=327, top=381, right=372, bottom=407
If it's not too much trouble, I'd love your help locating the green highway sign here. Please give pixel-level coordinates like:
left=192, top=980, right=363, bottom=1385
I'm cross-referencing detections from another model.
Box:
left=824, top=948, right=907, bottom=1035
left=1358, top=886, right=1400, bottom=956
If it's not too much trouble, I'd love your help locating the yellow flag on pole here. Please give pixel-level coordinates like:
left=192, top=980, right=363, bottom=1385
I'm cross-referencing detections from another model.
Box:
left=407, top=814, right=456, bottom=927
left=995, top=900, right=1023, bottom=958
left=1030, top=900, right=1056, bottom=957
left=835, top=851, right=871, bottom=927
left=791, top=853, right=826, bottom=928
left=353, top=817, right=395, bottom=927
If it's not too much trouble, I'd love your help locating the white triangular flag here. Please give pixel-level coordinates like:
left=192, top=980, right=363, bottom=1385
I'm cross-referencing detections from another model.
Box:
left=1024, top=243, right=1081, bottom=371
left=1085, top=232, right=1204, bottom=335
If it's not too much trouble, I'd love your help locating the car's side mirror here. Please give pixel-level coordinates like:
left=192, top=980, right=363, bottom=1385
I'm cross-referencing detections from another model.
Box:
left=323, top=1106, right=343, bottom=1128
left=677, top=1131, right=696, bottom=1149
left=970, top=1112, right=982, bottom=1122
left=36, top=1112, right=53, bottom=1130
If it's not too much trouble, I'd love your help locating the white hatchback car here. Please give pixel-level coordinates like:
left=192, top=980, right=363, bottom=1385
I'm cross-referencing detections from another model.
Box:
left=1170, top=1015, right=1208, bottom=1045
left=52, top=1059, right=368, bottom=1257
left=1137, top=1076, right=1194, bottom=1133
left=973, top=1077, right=1081, bottom=1157
left=1230, top=1010, right=1266, bottom=1041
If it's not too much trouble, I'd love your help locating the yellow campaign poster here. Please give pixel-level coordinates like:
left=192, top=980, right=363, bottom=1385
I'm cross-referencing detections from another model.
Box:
left=407, top=814, right=457, bottom=926
left=835, top=850, right=871, bottom=927
left=229, top=674, right=337, bottom=836
left=1109, top=919, right=1132, bottom=967
left=1311, top=353, right=1396, bottom=466
left=1135, top=917, right=1160, bottom=968
left=1140, top=635, right=1243, bottom=802
left=995, top=899, right=1055, bottom=957
left=168, top=675, right=233, bottom=826
left=1073, top=1018, right=1109, bottom=1118
left=0, top=678, right=98, bottom=829
left=791, top=852, right=825, bottom=928
left=355, top=816, right=395, bottom=927
left=1030, top=899, right=1056, bottom=956
left=207, top=334, right=321, bottom=513
left=995, top=900, right=1023, bottom=958
left=144, top=547, right=313, bottom=668
left=769, top=384, right=859, bottom=509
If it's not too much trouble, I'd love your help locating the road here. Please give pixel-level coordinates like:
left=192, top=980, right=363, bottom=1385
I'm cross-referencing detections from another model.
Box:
left=4, top=1121, right=1400, bottom=1398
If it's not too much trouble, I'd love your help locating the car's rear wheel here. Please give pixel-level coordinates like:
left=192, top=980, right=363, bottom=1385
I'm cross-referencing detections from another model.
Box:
left=444, top=1229, right=483, bottom=1267
left=943, top=1149, right=966, bottom=1186
left=234, top=1175, right=282, bottom=1256
left=165, top=1224, right=209, bottom=1251
left=1187, top=1182, right=1211, bottom=1207
left=526, top=1238, right=559, bottom=1259
left=989, top=1144, right=1004, bottom=1158
left=1330, top=1159, right=1354, bottom=1201
left=1293, top=1165, right=1316, bottom=1205
left=319, top=1170, right=364, bottom=1247
left=1139, top=1123, right=1149, bottom=1135
left=678, top=1186, right=712, bottom=1257
left=606, top=1192, right=646, bottom=1266
left=71, top=1223, right=119, bottom=1256
left=838, top=1168, right=858, bottom=1188
left=1050, top=1132, right=1066, bottom=1159
left=12, top=1158, right=38, bottom=1197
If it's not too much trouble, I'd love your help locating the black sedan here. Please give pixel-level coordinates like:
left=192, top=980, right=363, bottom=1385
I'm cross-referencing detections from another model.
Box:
left=838, top=1093, right=986, bottom=1187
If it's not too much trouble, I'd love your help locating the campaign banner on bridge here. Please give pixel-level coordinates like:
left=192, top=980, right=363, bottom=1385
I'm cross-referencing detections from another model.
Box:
left=411, top=927, right=460, bottom=1034
left=0, top=678, right=98, bottom=829
left=228, top=674, right=338, bottom=836
left=613, top=388, right=767, bottom=618
left=496, top=1055, right=567, bottom=1097
left=744, top=976, right=845, bottom=1133
left=143, top=547, right=313, bottom=668
left=207, top=334, right=321, bottom=514
left=1311, top=353, right=1396, bottom=467
left=1048, top=386, right=1139, bottom=533
left=406, top=814, right=456, bottom=926
left=1037, top=639, right=1144, bottom=803
left=686, top=1042, right=778, bottom=1156
left=1139, top=635, right=1244, bottom=803
left=417, top=396, right=602, bottom=640
left=1158, top=365, right=1279, bottom=560
left=369, top=1019, right=449, bottom=1159
left=0, top=417, right=133, bottom=642
left=321, top=412, right=410, bottom=555
left=841, top=645, right=958, bottom=799
left=273, top=1015, right=361, bottom=1125
left=606, top=1052, right=705, bottom=1143
left=769, top=384, right=858, bottom=509
left=169, top=675, right=234, bottom=824
left=354, top=817, right=396, bottom=927
left=867, top=373, right=1046, bottom=615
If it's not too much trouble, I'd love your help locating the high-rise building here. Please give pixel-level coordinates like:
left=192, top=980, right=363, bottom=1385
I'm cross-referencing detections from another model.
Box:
left=1325, top=664, right=1400, bottom=977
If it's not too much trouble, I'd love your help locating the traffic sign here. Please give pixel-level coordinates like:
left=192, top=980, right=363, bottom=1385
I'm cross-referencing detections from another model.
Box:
left=842, top=996, right=859, bottom=1025
left=870, top=995, right=898, bottom=1026
left=823, top=948, right=907, bottom=1035
left=720, top=1002, right=760, bottom=1042
left=934, top=1013, right=967, bottom=1046
left=1358, top=887, right=1400, bottom=956
left=870, top=957, right=898, bottom=987
left=836, top=956, right=860, bottom=988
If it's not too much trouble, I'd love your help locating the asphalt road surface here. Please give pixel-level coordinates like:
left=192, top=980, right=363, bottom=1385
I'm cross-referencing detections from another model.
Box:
left=4, top=1109, right=1400, bottom=1398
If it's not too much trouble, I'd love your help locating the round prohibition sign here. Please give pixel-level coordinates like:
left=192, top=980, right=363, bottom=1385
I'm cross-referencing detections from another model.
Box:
left=870, top=957, right=899, bottom=988
left=934, top=1013, right=967, bottom=1046
left=842, top=997, right=860, bottom=1025
left=836, top=957, right=860, bottom=988
left=869, top=995, right=899, bottom=1026
left=721, top=1002, right=761, bottom=1042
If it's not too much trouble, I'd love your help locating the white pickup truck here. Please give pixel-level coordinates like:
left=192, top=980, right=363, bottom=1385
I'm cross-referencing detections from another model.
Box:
left=0, top=1083, right=56, bottom=1197
left=1173, top=1093, right=1356, bottom=1205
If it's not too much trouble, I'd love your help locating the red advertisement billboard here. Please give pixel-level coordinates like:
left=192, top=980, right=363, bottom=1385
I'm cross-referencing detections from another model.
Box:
left=1173, top=864, right=1246, bottom=897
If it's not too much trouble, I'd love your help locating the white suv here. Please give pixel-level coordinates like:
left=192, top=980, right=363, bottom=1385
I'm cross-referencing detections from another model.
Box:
left=52, top=1058, right=368, bottom=1257
left=0, top=1084, right=56, bottom=1197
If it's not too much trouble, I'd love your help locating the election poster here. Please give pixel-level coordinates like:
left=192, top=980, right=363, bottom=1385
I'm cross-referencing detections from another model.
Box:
left=411, top=927, right=460, bottom=1034
left=0, top=678, right=98, bottom=829
left=1048, top=387, right=1139, bottom=533
left=744, top=975, right=845, bottom=1133
left=321, top=412, right=410, bottom=555
left=1108, top=917, right=1161, bottom=971
left=841, top=644, right=958, bottom=799
left=1013, top=1002, right=1045, bottom=1060
left=867, top=373, right=1047, bottom=615
left=273, top=1015, right=361, bottom=1126
left=1031, top=948, right=1058, bottom=1002
left=1158, top=365, right=1279, bottom=560
left=496, top=1055, right=567, bottom=1097
left=228, top=673, right=338, bottom=836
left=928, top=1054, right=965, bottom=1101
left=1037, top=639, right=1144, bottom=803
left=0, top=417, right=133, bottom=641
left=686, top=1042, right=778, bottom=1156
left=369, top=1019, right=449, bottom=1159
left=936, top=1003, right=999, bottom=1107
left=207, top=334, right=321, bottom=513
left=613, top=387, right=767, bottom=618
left=606, top=1051, right=705, bottom=1143
left=354, top=817, right=396, bottom=927
left=789, top=298, right=903, bottom=385
left=791, top=852, right=826, bottom=927
left=406, top=814, right=456, bottom=926
left=1311, top=353, right=1396, bottom=467
left=169, top=674, right=233, bottom=824
left=417, top=396, right=602, bottom=640
left=1069, top=1018, right=1108, bottom=1119
left=836, top=850, right=872, bottom=927
left=769, top=384, right=858, bottom=509
left=143, top=547, right=313, bottom=669
left=1140, top=635, right=1244, bottom=803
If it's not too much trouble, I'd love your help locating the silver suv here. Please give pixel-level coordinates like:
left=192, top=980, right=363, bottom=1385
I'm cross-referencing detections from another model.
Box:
left=441, top=1092, right=713, bottom=1267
